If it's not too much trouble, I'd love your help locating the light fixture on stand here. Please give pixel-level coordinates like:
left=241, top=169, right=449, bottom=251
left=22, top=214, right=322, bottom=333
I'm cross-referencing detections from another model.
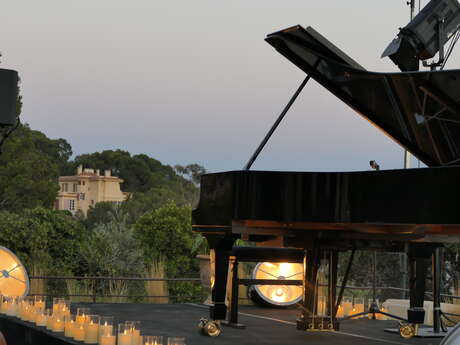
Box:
left=249, top=262, right=304, bottom=307
left=382, top=0, right=460, bottom=71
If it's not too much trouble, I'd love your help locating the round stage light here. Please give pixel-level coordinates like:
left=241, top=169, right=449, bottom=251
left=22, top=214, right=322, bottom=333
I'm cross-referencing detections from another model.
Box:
left=0, top=246, right=29, bottom=297
left=249, top=262, right=303, bottom=307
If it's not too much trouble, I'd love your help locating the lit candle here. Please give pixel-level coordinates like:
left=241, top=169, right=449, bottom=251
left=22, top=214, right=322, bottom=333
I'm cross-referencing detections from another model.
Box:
left=133, top=329, right=141, bottom=345
left=52, top=317, right=65, bottom=332
left=34, top=297, right=45, bottom=310
left=342, top=298, right=353, bottom=316
left=354, top=303, right=364, bottom=318
left=8, top=301, right=18, bottom=317
left=46, top=314, right=55, bottom=330
left=336, top=305, right=344, bottom=318
left=100, top=334, right=116, bottom=345
left=377, top=307, right=387, bottom=320
left=84, top=320, right=99, bottom=344
left=73, top=324, right=85, bottom=341
left=118, top=329, right=132, bottom=345
left=36, top=312, right=47, bottom=326
left=100, top=322, right=113, bottom=335
left=64, top=318, right=75, bottom=337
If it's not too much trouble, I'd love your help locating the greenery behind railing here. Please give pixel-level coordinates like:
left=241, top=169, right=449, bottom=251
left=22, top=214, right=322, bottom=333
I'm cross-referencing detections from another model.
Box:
left=28, top=276, right=206, bottom=304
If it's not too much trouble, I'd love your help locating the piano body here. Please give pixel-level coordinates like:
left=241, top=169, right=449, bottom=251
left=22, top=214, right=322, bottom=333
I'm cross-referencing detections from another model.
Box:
left=193, top=25, right=460, bottom=336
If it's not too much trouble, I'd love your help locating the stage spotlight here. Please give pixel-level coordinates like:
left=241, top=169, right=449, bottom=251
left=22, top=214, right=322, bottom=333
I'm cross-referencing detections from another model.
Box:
left=382, top=0, right=460, bottom=71
left=0, top=69, right=18, bottom=127
left=249, top=262, right=303, bottom=307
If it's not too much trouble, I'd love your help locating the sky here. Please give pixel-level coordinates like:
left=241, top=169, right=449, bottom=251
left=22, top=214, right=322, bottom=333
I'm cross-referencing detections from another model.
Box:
left=1, top=1, right=458, bottom=173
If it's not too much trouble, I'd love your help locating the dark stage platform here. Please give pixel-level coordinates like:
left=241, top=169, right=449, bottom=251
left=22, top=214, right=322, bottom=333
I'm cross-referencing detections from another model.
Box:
left=0, top=303, right=444, bottom=345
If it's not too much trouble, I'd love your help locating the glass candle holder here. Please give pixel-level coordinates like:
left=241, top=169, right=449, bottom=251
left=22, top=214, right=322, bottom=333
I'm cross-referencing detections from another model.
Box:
left=126, top=321, right=141, bottom=345
left=0, top=296, right=11, bottom=315
left=167, top=337, right=185, bottom=345
left=35, top=308, right=47, bottom=326
left=8, top=297, right=19, bottom=317
left=0, top=295, right=6, bottom=314
left=118, top=323, right=133, bottom=345
left=353, top=297, right=364, bottom=318
left=52, top=314, right=65, bottom=332
left=99, top=326, right=116, bottom=345
left=64, top=314, right=76, bottom=337
left=143, top=336, right=163, bottom=345
left=76, top=307, right=90, bottom=324
left=34, top=296, right=45, bottom=310
left=73, top=321, right=85, bottom=341
left=336, top=303, right=344, bottom=318
left=56, top=300, right=70, bottom=318
left=46, top=309, right=54, bottom=330
left=84, top=314, right=100, bottom=344
left=342, top=296, right=353, bottom=316
left=317, top=296, right=326, bottom=316
left=99, top=316, right=114, bottom=342
left=52, top=298, right=65, bottom=313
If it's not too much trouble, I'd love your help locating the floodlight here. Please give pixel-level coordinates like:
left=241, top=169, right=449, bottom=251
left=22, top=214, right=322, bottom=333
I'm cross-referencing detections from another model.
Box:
left=0, top=69, right=18, bottom=127
left=0, top=246, right=29, bottom=298
left=249, top=262, right=303, bottom=307
left=382, top=0, right=460, bottom=71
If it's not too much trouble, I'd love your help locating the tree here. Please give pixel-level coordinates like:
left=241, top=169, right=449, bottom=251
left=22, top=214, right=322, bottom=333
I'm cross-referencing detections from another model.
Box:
left=0, top=124, right=72, bottom=212
left=134, top=201, right=195, bottom=277
left=79, top=210, right=144, bottom=299
left=174, top=163, right=207, bottom=186
left=85, top=201, right=120, bottom=229
left=0, top=207, right=84, bottom=274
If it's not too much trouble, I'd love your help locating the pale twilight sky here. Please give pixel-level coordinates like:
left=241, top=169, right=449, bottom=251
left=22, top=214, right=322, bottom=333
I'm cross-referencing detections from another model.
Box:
left=1, top=1, right=457, bottom=172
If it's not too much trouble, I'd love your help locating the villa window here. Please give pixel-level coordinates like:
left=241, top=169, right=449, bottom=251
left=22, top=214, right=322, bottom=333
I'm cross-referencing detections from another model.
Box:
left=73, top=183, right=78, bottom=192
left=69, top=200, right=75, bottom=211
left=62, top=183, right=68, bottom=192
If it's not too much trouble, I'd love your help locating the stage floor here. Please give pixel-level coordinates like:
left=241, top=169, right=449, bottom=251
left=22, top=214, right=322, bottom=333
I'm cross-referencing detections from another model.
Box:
left=69, top=303, right=443, bottom=345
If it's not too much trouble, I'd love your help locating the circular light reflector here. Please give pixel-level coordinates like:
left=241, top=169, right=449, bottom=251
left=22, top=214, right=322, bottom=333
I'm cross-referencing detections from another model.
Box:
left=0, top=246, right=29, bottom=297
left=250, top=262, right=303, bottom=307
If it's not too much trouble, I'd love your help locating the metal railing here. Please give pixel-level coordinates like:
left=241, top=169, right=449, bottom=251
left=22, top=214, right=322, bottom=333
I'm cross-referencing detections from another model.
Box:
left=27, top=275, right=460, bottom=306
left=28, top=275, right=203, bottom=303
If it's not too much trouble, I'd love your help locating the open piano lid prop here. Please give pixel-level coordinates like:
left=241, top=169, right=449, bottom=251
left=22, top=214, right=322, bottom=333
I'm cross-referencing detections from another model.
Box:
left=266, top=25, right=460, bottom=167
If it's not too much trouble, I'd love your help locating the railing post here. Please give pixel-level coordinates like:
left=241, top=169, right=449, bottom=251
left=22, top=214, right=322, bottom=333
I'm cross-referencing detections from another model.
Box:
left=92, top=278, right=97, bottom=303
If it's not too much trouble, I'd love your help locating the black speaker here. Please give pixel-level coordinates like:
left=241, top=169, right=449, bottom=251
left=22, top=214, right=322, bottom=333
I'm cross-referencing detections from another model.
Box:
left=0, top=68, right=19, bottom=127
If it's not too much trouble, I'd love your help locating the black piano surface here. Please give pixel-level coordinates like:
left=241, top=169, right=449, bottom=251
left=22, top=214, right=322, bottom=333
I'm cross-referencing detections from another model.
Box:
left=193, top=168, right=460, bottom=243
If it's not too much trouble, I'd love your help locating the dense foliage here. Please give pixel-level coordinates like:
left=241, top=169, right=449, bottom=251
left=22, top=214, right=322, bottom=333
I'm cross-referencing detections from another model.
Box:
left=0, top=98, right=206, bottom=301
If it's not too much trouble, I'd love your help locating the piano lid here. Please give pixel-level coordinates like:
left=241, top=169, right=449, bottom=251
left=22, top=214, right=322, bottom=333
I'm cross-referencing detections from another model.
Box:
left=266, top=25, right=460, bottom=167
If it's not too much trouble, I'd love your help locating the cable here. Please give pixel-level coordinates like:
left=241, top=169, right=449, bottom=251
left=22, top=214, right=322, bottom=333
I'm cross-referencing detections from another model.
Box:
left=441, top=29, right=460, bottom=70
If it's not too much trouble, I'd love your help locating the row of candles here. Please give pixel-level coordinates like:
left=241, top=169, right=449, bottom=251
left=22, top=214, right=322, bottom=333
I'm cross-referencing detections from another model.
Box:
left=317, top=296, right=388, bottom=319
left=0, top=296, right=185, bottom=345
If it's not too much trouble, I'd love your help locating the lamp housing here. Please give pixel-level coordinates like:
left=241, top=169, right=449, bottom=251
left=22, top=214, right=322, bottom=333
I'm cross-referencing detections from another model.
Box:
left=382, top=0, right=460, bottom=71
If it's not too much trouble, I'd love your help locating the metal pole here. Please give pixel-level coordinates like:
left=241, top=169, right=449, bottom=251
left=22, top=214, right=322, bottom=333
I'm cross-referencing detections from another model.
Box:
left=403, top=0, right=415, bottom=170
left=432, top=247, right=442, bottom=333
left=243, top=74, right=312, bottom=170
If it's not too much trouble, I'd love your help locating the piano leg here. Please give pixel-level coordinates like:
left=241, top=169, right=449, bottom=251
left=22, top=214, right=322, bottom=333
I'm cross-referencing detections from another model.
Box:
left=297, top=247, right=320, bottom=330
left=328, top=251, right=338, bottom=320
left=199, top=234, right=236, bottom=337
left=209, top=235, right=236, bottom=320
left=400, top=243, right=433, bottom=338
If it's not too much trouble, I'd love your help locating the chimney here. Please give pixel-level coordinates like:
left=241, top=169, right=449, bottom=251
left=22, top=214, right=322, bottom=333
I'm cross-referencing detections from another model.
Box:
left=96, top=169, right=100, bottom=176
left=77, top=165, right=83, bottom=175
left=104, top=170, right=111, bottom=177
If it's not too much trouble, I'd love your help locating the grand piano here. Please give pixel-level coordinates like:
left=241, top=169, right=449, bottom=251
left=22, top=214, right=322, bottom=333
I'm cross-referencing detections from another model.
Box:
left=192, top=25, right=460, bottom=337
